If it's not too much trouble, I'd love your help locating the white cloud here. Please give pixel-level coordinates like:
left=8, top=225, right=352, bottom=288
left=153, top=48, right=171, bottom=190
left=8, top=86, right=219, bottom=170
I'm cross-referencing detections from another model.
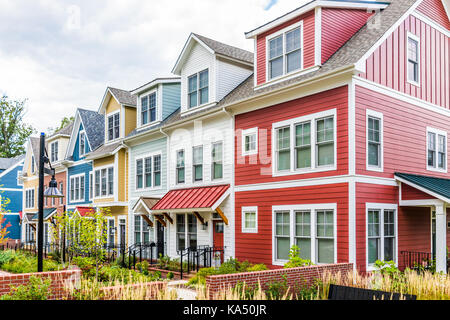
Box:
left=0, top=0, right=309, bottom=133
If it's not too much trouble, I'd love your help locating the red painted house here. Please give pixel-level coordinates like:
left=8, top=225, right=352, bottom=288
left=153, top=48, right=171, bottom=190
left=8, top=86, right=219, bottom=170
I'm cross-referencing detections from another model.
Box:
left=220, top=0, right=450, bottom=273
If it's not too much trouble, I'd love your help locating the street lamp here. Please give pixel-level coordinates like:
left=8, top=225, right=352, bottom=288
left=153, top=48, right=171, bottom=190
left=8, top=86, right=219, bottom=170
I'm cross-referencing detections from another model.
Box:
left=37, top=132, right=64, bottom=272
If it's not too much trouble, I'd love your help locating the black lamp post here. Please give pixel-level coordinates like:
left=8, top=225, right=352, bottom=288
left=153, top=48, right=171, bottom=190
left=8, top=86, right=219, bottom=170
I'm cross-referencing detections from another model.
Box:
left=37, top=132, right=64, bottom=272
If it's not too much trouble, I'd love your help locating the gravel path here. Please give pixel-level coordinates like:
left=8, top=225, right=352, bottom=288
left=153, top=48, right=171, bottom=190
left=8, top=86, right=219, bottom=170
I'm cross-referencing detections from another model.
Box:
left=167, top=280, right=197, bottom=300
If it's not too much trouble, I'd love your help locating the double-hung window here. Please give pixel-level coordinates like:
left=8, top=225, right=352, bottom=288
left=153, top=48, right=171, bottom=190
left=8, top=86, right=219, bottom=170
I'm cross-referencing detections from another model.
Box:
left=135, top=153, right=162, bottom=190
left=107, top=218, right=115, bottom=247
left=367, top=205, right=397, bottom=268
left=51, top=141, right=58, bottom=162
left=108, top=113, right=120, bottom=141
left=188, top=69, right=209, bottom=108
left=79, top=131, right=86, bottom=157
left=242, top=128, right=258, bottom=156
left=94, top=167, right=114, bottom=197
left=274, top=110, right=336, bottom=175
left=268, top=23, right=302, bottom=80
left=176, top=213, right=197, bottom=251
left=70, top=175, right=85, bottom=202
left=407, top=33, right=420, bottom=84
left=212, top=142, right=223, bottom=180
left=242, top=206, right=258, bottom=233
left=273, top=205, right=336, bottom=265
left=427, top=128, right=447, bottom=172
left=25, top=189, right=35, bottom=208
left=141, top=92, right=157, bottom=125
left=366, top=110, right=383, bottom=171
left=134, top=215, right=151, bottom=244
left=89, top=173, right=93, bottom=200
left=193, top=146, right=203, bottom=182
left=176, top=150, right=185, bottom=184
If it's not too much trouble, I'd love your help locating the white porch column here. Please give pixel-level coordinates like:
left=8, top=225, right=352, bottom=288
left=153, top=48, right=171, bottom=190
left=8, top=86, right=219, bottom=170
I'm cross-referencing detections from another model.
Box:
left=435, top=202, right=447, bottom=274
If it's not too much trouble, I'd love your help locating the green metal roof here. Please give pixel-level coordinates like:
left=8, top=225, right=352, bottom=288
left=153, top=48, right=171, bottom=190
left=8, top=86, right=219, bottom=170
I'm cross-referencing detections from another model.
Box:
left=395, top=172, right=450, bottom=202
left=31, top=208, right=57, bottom=221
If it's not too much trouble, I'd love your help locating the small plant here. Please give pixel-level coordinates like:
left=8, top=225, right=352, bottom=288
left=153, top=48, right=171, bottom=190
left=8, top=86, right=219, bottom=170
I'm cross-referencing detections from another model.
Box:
left=0, top=250, right=16, bottom=267
left=266, top=274, right=289, bottom=299
left=283, top=245, right=313, bottom=268
left=136, top=260, right=150, bottom=275
left=166, top=272, right=174, bottom=280
left=0, top=276, right=52, bottom=300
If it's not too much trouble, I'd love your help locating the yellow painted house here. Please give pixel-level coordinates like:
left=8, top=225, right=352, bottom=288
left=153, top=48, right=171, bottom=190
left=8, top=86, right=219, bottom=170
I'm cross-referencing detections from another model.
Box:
left=85, top=87, right=137, bottom=249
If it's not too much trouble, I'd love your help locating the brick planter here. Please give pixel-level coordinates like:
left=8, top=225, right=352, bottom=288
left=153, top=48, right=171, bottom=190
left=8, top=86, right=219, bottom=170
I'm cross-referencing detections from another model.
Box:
left=205, top=263, right=353, bottom=300
left=148, top=267, right=183, bottom=280
left=99, top=281, right=167, bottom=300
left=0, top=268, right=81, bottom=300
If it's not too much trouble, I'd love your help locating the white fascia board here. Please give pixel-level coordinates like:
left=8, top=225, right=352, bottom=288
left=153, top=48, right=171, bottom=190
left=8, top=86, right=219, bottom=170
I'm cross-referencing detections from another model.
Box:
left=97, top=88, right=112, bottom=114
left=245, top=0, right=388, bottom=38
left=394, top=176, right=450, bottom=204
left=172, top=33, right=215, bottom=75
left=0, top=159, right=24, bottom=179
left=131, top=77, right=181, bottom=95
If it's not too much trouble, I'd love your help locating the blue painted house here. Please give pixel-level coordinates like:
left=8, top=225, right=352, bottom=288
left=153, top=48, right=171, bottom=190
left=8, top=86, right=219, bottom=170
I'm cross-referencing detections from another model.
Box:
left=0, top=156, right=25, bottom=240
left=63, top=108, right=105, bottom=212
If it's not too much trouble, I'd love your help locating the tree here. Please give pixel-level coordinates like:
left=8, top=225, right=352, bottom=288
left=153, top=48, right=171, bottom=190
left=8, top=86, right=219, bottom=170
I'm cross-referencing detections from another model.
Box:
left=51, top=207, right=111, bottom=281
left=0, top=194, right=11, bottom=245
left=47, top=116, right=74, bottom=136
left=0, top=95, right=35, bottom=158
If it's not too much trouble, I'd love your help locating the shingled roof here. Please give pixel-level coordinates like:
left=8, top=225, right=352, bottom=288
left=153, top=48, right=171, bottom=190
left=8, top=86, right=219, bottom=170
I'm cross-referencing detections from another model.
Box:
left=78, top=108, right=105, bottom=151
left=108, top=87, right=137, bottom=107
left=192, top=33, right=254, bottom=64
left=0, top=155, right=24, bottom=171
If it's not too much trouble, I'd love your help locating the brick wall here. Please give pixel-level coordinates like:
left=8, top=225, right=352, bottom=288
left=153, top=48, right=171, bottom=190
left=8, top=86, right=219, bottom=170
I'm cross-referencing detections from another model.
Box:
left=0, top=268, right=81, bottom=300
left=206, top=263, right=353, bottom=300
left=99, top=281, right=167, bottom=300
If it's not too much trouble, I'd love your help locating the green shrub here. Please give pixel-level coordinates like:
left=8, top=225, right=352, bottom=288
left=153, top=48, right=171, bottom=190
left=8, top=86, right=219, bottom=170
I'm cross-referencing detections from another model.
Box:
left=0, top=250, right=16, bottom=267
left=283, top=245, right=313, bottom=268
left=71, top=256, right=95, bottom=273
left=0, top=252, right=61, bottom=274
left=187, top=267, right=218, bottom=286
left=136, top=260, right=150, bottom=275
left=247, top=264, right=269, bottom=272
left=0, top=276, right=52, bottom=300
left=266, top=275, right=289, bottom=300
left=166, top=272, right=174, bottom=280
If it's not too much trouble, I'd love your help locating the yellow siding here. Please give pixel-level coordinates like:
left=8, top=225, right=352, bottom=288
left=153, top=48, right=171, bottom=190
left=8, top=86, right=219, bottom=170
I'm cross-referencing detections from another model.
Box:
left=104, top=206, right=128, bottom=245
left=23, top=179, right=39, bottom=214
left=124, top=106, right=137, bottom=137
left=105, top=95, right=121, bottom=114
left=94, top=156, right=114, bottom=168
left=117, top=149, right=126, bottom=202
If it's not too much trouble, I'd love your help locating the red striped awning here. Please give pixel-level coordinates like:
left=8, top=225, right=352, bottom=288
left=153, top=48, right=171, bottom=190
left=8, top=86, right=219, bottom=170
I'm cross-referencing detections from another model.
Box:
left=151, top=184, right=230, bottom=212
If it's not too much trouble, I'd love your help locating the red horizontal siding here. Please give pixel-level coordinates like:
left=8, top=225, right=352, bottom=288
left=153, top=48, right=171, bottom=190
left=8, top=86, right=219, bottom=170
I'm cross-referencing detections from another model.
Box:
left=235, top=85, right=348, bottom=186
left=321, top=8, right=374, bottom=64
left=416, top=0, right=450, bottom=30
left=401, top=183, right=435, bottom=200
left=256, top=10, right=315, bottom=85
left=235, top=183, right=349, bottom=268
left=360, top=14, right=449, bottom=109
left=355, top=85, right=449, bottom=178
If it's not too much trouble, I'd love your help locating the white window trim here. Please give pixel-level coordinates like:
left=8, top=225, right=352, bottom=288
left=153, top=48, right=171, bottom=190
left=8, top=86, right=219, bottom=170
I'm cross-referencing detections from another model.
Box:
left=117, top=215, right=127, bottom=247
left=406, top=32, right=420, bottom=87
left=69, top=173, right=86, bottom=203
left=365, top=203, right=398, bottom=272
left=176, top=213, right=197, bottom=251
left=192, top=145, right=204, bottom=183
left=50, top=141, right=59, bottom=163
left=211, top=141, right=224, bottom=181
left=272, top=203, right=337, bottom=266
left=366, top=109, right=384, bottom=172
left=135, top=151, right=163, bottom=191
left=426, top=127, right=447, bottom=173
left=17, top=171, right=23, bottom=186
left=106, top=110, right=121, bottom=143
left=93, top=164, right=115, bottom=199
left=106, top=217, right=115, bottom=247
left=139, top=88, right=160, bottom=127
left=242, top=206, right=258, bottom=233
left=272, top=108, right=337, bottom=177
left=266, top=21, right=304, bottom=83
left=25, top=188, right=35, bottom=209
left=79, top=130, right=86, bottom=158
left=176, top=149, right=185, bottom=185
left=241, top=128, right=259, bottom=156
left=89, top=172, right=93, bottom=201
left=187, top=69, right=209, bottom=109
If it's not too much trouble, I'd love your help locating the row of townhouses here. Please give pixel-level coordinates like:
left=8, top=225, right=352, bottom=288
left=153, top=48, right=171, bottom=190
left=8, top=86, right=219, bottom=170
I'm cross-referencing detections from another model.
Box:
left=15, top=0, right=450, bottom=273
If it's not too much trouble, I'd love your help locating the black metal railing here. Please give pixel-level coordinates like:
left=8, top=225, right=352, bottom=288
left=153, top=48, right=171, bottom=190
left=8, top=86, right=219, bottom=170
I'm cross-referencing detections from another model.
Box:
left=401, top=250, right=434, bottom=271
left=178, top=246, right=225, bottom=279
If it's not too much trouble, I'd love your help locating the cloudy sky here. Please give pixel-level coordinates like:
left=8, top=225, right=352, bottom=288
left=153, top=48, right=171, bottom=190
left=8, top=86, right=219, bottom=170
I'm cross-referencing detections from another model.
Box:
left=0, top=0, right=309, bottom=133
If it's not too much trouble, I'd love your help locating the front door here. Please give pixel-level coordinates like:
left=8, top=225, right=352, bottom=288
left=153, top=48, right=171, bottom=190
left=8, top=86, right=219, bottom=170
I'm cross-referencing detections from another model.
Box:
left=119, top=219, right=126, bottom=249
left=213, top=221, right=224, bottom=263
left=156, top=221, right=165, bottom=257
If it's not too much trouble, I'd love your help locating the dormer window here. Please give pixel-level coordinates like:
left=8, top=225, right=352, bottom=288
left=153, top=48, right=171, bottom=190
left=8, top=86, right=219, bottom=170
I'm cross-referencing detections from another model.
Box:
left=50, top=141, right=58, bottom=162
left=108, top=112, right=120, bottom=141
left=268, top=23, right=303, bottom=81
left=141, top=92, right=157, bottom=125
left=79, top=131, right=86, bottom=157
left=188, top=69, right=209, bottom=108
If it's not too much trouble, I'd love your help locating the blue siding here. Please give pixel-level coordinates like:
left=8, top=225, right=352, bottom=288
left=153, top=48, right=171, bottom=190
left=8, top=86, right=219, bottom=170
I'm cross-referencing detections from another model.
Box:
left=0, top=162, right=23, bottom=213
left=67, top=162, right=92, bottom=206
left=1, top=190, right=23, bottom=213
left=162, top=83, right=181, bottom=120
left=0, top=163, right=23, bottom=190
left=3, top=214, right=21, bottom=239
left=73, top=123, right=91, bottom=162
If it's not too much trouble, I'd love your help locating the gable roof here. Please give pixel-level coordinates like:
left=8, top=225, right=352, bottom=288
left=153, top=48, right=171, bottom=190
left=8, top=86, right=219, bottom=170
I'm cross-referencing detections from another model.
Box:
left=98, top=87, right=137, bottom=114
left=0, top=155, right=24, bottom=171
left=395, top=172, right=450, bottom=203
left=172, top=33, right=253, bottom=75
left=78, top=108, right=105, bottom=151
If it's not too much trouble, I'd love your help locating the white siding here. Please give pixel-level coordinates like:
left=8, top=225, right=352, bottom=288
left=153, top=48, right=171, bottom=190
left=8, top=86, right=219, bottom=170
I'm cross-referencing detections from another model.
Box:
left=180, top=42, right=216, bottom=112
left=216, top=57, right=252, bottom=102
